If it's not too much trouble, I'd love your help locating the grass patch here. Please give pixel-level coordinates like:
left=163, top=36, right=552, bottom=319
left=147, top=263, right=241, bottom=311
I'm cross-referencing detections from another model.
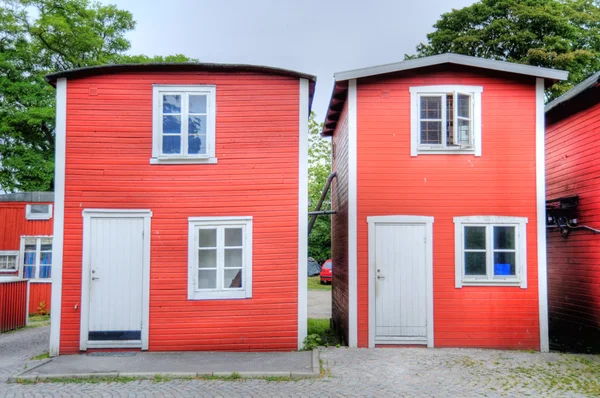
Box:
left=30, top=352, right=50, bottom=360
left=304, top=318, right=340, bottom=349
left=29, top=314, right=50, bottom=323
left=307, top=276, right=331, bottom=291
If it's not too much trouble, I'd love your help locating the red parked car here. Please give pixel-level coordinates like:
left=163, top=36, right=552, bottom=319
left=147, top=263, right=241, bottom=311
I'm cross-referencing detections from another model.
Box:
left=320, top=259, right=332, bottom=284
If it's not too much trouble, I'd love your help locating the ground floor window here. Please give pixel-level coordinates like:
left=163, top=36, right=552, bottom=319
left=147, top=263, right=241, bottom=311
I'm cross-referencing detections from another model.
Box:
left=187, top=216, right=252, bottom=300
left=21, top=236, right=53, bottom=280
left=0, top=251, right=19, bottom=273
left=454, top=216, right=527, bottom=288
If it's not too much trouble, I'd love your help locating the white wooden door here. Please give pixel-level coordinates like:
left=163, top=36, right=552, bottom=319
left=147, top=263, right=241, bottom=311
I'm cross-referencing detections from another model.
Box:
left=87, top=216, right=145, bottom=344
left=374, top=223, right=428, bottom=344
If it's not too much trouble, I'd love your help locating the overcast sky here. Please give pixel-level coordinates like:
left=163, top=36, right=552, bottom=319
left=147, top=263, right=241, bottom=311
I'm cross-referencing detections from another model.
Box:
left=105, top=0, right=477, bottom=123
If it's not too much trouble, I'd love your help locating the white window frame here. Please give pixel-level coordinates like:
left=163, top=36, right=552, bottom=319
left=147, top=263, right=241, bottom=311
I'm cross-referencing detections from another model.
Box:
left=0, top=251, right=19, bottom=273
left=410, top=85, right=483, bottom=156
left=187, top=216, right=252, bottom=300
left=151, top=85, right=217, bottom=164
left=454, top=216, right=527, bottom=288
left=25, top=204, right=53, bottom=220
left=20, top=236, right=53, bottom=282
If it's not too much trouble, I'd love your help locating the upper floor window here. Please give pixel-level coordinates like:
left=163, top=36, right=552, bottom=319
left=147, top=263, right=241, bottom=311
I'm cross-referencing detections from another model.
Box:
left=26, top=204, right=52, bottom=220
left=454, top=216, right=527, bottom=288
left=21, top=236, right=53, bottom=280
left=410, top=86, right=482, bottom=156
left=151, top=85, right=216, bottom=164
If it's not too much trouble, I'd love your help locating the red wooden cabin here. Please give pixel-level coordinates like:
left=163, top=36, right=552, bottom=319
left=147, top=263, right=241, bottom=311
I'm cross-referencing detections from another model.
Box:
left=46, top=64, right=315, bottom=355
left=322, top=53, right=568, bottom=351
left=0, top=192, right=53, bottom=315
left=545, top=73, right=600, bottom=353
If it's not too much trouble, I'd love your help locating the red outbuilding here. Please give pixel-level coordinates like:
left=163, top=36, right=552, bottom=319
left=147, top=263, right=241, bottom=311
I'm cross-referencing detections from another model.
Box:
left=322, top=53, right=568, bottom=351
left=0, top=192, right=54, bottom=315
left=46, top=64, right=315, bottom=355
left=545, top=73, right=600, bottom=353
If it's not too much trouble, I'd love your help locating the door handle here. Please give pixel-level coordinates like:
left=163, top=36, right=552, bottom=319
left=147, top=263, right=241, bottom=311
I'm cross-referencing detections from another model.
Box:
left=377, top=275, right=385, bottom=280
left=91, top=276, right=99, bottom=281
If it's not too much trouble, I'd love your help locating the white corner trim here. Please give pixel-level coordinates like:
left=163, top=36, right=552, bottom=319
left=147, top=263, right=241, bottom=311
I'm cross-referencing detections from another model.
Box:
left=348, top=79, right=358, bottom=348
left=367, top=216, right=434, bottom=348
left=80, top=209, right=152, bottom=351
left=536, top=78, right=549, bottom=352
left=49, top=78, right=66, bottom=357
left=298, top=78, right=309, bottom=349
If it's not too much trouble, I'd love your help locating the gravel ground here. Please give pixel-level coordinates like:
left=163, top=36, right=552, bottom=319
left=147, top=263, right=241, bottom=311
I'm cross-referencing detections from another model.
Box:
left=2, top=326, right=599, bottom=397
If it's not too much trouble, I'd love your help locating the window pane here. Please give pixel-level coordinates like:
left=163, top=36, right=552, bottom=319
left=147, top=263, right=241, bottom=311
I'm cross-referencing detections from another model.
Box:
left=198, top=270, right=216, bottom=289
left=23, top=266, right=35, bottom=279
left=456, top=119, right=471, bottom=145
left=24, top=251, right=36, bottom=264
left=457, top=94, right=470, bottom=118
left=39, top=266, right=51, bottom=279
left=225, top=228, right=243, bottom=247
left=420, top=121, right=442, bottom=144
left=420, top=96, right=441, bottom=119
left=493, top=252, right=516, bottom=276
left=163, top=115, right=181, bottom=135
left=162, top=135, right=181, bottom=154
left=30, top=204, right=50, bottom=214
left=225, top=248, right=243, bottom=268
left=465, top=227, right=485, bottom=250
left=189, top=115, right=207, bottom=135
left=494, top=226, right=515, bottom=250
left=224, top=269, right=242, bottom=288
left=40, top=252, right=52, bottom=265
left=198, top=249, right=217, bottom=268
left=189, top=95, right=207, bottom=113
left=198, top=229, right=216, bottom=248
left=163, top=95, right=181, bottom=113
left=465, top=252, right=486, bottom=275
left=188, top=135, right=206, bottom=155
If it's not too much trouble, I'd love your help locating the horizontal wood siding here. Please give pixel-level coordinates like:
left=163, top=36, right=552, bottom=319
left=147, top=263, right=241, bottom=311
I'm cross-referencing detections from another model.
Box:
left=29, top=282, right=52, bottom=315
left=0, top=203, right=54, bottom=249
left=356, top=66, right=540, bottom=349
left=331, top=102, right=350, bottom=344
left=546, top=91, right=600, bottom=352
left=60, top=72, right=300, bottom=353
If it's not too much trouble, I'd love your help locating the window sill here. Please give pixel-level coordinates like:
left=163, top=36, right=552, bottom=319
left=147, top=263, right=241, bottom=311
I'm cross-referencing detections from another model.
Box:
left=26, top=216, right=52, bottom=221
left=27, top=279, right=52, bottom=283
left=188, top=290, right=250, bottom=300
left=150, top=157, right=218, bottom=165
left=417, top=148, right=475, bottom=155
left=459, top=279, right=523, bottom=288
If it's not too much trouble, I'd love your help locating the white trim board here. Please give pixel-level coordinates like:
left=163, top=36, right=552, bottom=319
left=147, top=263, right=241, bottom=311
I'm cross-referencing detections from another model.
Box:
left=334, top=53, right=569, bottom=82
left=79, top=209, right=152, bottom=352
left=536, top=78, right=550, bottom=352
left=347, top=79, right=358, bottom=348
left=297, top=78, right=309, bottom=349
left=49, top=78, right=66, bottom=357
left=367, top=215, right=434, bottom=348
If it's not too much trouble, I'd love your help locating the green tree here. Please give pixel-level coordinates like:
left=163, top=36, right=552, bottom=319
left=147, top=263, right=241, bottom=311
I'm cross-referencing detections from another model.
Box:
left=308, top=112, right=332, bottom=264
left=410, top=0, right=600, bottom=100
left=0, top=0, right=193, bottom=192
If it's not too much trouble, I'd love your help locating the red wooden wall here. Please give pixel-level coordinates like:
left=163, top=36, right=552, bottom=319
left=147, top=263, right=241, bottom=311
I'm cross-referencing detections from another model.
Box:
left=60, top=71, right=301, bottom=354
left=0, top=203, right=54, bottom=250
left=0, top=280, right=28, bottom=332
left=354, top=66, right=540, bottom=349
left=29, top=282, right=52, bottom=315
left=546, top=87, right=600, bottom=352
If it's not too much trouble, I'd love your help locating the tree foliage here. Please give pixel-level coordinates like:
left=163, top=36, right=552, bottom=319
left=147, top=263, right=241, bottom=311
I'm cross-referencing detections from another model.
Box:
left=410, top=0, right=600, bottom=100
left=0, top=0, right=193, bottom=192
left=308, top=112, right=331, bottom=264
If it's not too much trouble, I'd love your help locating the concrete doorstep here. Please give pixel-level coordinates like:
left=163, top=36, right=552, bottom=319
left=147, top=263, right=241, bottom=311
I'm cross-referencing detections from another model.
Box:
left=9, top=349, right=320, bottom=383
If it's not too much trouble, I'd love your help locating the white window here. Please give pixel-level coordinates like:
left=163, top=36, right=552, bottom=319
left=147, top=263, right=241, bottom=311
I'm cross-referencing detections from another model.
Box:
left=454, top=216, right=527, bottom=288
left=21, top=236, right=53, bottom=280
left=151, top=85, right=217, bottom=164
left=410, top=86, right=483, bottom=156
left=0, top=251, right=19, bottom=273
left=188, top=217, right=252, bottom=300
left=26, top=204, right=53, bottom=220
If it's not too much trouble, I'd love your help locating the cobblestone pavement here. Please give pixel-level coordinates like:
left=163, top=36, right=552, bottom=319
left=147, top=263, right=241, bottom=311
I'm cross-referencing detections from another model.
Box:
left=1, top=327, right=599, bottom=397
left=0, top=325, right=49, bottom=383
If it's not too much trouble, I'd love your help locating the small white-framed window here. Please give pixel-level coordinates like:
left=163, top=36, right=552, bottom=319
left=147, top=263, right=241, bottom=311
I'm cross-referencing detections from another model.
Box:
left=410, top=85, right=483, bottom=156
left=0, top=251, right=19, bottom=273
left=26, top=204, right=53, bottom=220
left=454, top=216, right=527, bottom=288
left=21, top=236, right=53, bottom=280
left=188, top=216, right=252, bottom=300
left=151, top=85, right=217, bottom=164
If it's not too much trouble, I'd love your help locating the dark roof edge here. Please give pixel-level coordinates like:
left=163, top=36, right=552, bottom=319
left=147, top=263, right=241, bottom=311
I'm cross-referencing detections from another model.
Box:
left=0, top=192, right=54, bottom=202
left=46, top=63, right=317, bottom=83
left=545, top=71, right=600, bottom=114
